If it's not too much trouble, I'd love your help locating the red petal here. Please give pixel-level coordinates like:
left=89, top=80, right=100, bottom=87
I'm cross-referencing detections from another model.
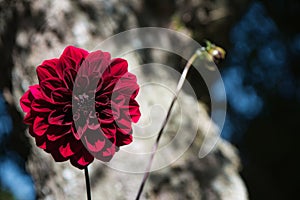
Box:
left=59, top=142, right=74, bottom=158
left=51, top=88, right=71, bottom=103
left=116, top=133, right=132, bottom=146
left=116, top=125, right=132, bottom=136
left=38, top=141, right=46, bottom=149
left=80, top=50, right=110, bottom=76
left=20, top=90, right=32, bottom=113
left=99, top=108, right=114, bottom=124
left=85, top=136, right=105, bottom=153
left=63, top=68, right=77, bottom=90
left=69, top=137, right=84, bottom=154
left=33, top=116, right=49, bottom=136
left=109, top=58, right=128, bottom=77
left=73, top=123, right=88, bottom=140
left=56, top=46, right=89, bottom=79
left=112, top=73, right=139, bottom=97
left=31, top=99, right=54, bottom=113
left=46, top=125, right=72, bottom=141
left=129, top=100, right=141, bottom=123
left=102, top=144, right=116, bottom=157
left=101, top=124, right=117, bottom=139
left=35, top=135, right=47, bottom=149
left=70, top=148, right=94, bottom=169
left=48, top=109, right=72, bottom=126
left=23, top=111, right=34, bottom=125
left=73, top=75, right=89, bottom=94
left=29, top=85, right=43, bottom=99
left=116, top=117, right=131, bottom=129
left=36, top=59, right=59, bottom=82
left=61, top=46, right=89, bottom=65
left=83, top=129, right=107, bottom=153
left=76, top=154, right=94, bottom=168
left=40, top=78, right=63, bottom=98
left=49, top=148, right=69, bottom=162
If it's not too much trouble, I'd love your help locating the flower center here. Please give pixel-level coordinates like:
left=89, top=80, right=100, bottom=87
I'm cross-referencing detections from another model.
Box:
left=73, top=93, right=95, bottom=120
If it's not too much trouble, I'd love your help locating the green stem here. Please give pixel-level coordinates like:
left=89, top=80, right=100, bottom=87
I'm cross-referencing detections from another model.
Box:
left=135, top=49, right=202, bottom=200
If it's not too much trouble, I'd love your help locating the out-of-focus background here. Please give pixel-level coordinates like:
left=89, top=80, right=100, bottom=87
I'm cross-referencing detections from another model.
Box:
left=1, top=0, right=300, bottom=199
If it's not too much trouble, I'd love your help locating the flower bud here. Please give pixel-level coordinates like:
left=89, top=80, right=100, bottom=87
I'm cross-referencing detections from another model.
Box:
left=208, top=46, right=226, bottom=63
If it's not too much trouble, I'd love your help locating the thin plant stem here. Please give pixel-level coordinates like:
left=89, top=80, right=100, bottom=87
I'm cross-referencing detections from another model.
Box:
left=85, top=166, right=91, bottom=200
left=135, top=50, right=201, bottom=200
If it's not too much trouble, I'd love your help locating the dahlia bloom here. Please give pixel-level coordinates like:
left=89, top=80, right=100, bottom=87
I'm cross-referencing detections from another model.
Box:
left=20, top=46, right=140, bottom=169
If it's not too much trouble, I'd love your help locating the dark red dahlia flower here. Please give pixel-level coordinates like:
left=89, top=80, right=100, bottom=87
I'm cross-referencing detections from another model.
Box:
left=20, top=46, right=140, bottom=169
